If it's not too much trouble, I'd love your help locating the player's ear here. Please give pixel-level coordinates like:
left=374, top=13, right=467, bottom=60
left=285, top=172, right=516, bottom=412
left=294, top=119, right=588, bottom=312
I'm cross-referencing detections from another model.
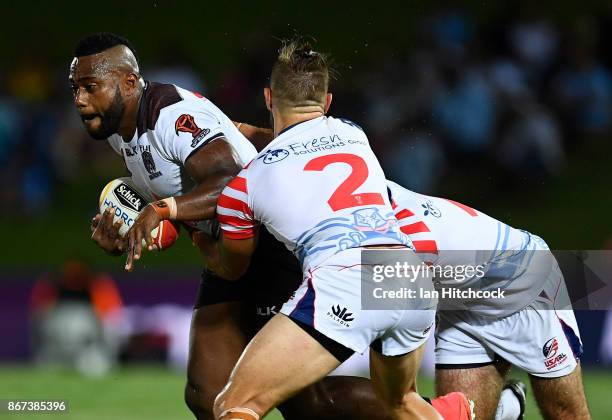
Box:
left=264, top=87, right=272, bottom=111
left=324, top=93, right=332, bottom=113
left=124, top=73, right=139, bottom=93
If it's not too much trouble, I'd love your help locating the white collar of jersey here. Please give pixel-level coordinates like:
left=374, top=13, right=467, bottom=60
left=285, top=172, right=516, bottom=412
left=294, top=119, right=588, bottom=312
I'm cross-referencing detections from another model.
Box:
left=267, top=116, right=326, bottom=149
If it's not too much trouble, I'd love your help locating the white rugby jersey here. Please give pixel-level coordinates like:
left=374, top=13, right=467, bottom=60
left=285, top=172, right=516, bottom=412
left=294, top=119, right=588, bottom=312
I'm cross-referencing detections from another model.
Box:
left=217, top=116, right=410, bottom=271
left=387, top=181, right=554, bottom=316
left=106, top=82, right=257, bottom=231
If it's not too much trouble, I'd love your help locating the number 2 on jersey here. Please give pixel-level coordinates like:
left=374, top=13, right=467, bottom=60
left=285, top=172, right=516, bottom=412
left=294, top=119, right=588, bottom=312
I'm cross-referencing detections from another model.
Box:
left=304, top=153, right=384, bottom=211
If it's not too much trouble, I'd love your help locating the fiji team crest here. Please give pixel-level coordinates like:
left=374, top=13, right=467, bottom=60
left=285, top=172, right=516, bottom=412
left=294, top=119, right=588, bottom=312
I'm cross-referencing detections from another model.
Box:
left=141, top=149, right=162, bottom=180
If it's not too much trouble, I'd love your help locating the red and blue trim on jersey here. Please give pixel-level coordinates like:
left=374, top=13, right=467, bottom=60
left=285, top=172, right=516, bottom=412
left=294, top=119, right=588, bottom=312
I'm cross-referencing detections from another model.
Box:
left=217, top=174, right=257, bottom=239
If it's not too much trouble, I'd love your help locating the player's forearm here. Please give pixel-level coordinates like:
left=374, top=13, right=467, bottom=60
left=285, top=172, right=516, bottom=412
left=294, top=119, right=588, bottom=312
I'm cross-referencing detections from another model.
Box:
left=173, top=174, right=234, bottom=221
left=171, top=137, right=243, bottom=222
left=235, top=121, right=274, bottom=152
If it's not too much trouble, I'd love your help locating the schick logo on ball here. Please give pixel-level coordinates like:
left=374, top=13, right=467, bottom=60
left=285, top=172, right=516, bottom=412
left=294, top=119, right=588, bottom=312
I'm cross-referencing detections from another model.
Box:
left=114, top=184, right=145, bottom=212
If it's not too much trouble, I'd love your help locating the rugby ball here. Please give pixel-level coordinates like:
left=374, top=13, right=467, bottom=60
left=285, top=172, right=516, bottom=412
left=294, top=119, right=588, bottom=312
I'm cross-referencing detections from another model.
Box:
left=98, top=178, right=179, bottom=251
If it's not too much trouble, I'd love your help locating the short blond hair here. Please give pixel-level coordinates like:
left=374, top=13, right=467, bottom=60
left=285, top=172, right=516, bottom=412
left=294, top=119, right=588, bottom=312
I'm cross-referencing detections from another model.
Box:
left=270, top=40, right=330, bottom=109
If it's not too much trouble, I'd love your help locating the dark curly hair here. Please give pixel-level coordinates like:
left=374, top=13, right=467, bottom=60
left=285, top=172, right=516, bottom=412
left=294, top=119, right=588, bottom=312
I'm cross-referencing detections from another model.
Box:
left=74, top=32, right=138, bottom=61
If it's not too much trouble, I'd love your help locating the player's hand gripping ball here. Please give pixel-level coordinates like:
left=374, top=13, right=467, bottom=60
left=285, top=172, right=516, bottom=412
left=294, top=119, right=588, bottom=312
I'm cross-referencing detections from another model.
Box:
left=98, top=178, right=179, bottom=251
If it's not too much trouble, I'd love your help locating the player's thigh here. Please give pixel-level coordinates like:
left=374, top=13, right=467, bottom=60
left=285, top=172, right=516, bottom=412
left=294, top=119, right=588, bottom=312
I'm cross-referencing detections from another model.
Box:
left=529, top=362, right=590, bottom=420
left=186, top=302, right=249, bottom=408
left=214, top=313, right=341, bottom=418
left=435, top=310, right=507, bottom=418
left=435, top=359, right=510, bottom=420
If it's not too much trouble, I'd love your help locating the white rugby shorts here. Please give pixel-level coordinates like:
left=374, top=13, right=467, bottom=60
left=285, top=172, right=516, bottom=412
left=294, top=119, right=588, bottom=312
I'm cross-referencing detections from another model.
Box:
left=281, top=248, right=436, bottom=356
left=435, top=273, right=582, bottom=378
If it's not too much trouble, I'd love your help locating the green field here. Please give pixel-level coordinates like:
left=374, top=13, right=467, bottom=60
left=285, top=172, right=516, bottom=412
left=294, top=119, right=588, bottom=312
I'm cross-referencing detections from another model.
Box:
left=0, top=365, right=610, bottom=419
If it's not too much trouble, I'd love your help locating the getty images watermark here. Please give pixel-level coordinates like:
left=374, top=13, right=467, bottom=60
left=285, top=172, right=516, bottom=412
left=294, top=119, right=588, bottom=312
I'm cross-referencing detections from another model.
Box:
left=360, top=249, right=612, bottom=312
left=371, top=260, right=504, bottom=299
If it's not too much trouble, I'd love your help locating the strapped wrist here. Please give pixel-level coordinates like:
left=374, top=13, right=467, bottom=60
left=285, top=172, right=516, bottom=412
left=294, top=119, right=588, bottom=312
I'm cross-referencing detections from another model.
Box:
left=150, top=197, right=177, bottom=220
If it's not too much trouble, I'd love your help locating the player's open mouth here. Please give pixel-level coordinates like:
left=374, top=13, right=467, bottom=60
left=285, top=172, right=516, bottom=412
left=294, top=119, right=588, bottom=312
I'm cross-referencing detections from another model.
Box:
left=81, top=114, right=100, bottom=123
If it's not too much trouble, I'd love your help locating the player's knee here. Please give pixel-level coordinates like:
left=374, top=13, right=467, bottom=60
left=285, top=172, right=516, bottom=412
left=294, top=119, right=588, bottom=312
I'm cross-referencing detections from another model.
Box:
left=185, top=378, right=216, bottom=420
left=278, top=382, right=332, bottom=420
left=281, top=377, right=388, bottom=420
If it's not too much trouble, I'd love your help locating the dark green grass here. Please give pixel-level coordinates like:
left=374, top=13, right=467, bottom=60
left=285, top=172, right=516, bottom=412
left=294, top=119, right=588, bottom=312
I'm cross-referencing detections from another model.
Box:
left=0, top=365, right=610, bottom=419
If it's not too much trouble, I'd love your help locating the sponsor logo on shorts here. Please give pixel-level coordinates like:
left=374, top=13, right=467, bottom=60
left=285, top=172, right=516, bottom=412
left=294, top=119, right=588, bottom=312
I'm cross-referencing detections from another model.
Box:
left=256, top=306, right=277, bottom=317
left=543, top=337, right=568, bottom=370
left=543, top=337, right=559, bottom=358
left=327, top=305, right=354, bottom=327
left=175, top=114, right=210, bottom=148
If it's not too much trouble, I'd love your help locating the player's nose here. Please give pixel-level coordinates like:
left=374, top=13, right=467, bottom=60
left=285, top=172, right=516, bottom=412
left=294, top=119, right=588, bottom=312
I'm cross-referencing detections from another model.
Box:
left=73, top=88, right=88, bottom=109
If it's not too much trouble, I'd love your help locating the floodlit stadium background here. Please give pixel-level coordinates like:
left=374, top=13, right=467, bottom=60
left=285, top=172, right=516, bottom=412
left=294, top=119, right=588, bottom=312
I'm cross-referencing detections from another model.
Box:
left=1, top=2, right=611, bottom=419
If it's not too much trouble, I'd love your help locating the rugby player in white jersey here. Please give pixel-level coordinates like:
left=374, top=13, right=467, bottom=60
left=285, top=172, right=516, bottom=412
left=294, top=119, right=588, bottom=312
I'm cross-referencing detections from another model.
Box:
left=387, top=181, right=590, bottom=420
left=197, top=41, right=474, bottom=420
left=70, top=33, right=303, bottom=420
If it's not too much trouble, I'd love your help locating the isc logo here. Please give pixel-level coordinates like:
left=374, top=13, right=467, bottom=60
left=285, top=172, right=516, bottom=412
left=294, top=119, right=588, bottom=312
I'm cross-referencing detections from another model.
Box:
left=103, top=199, right=135, bottom=227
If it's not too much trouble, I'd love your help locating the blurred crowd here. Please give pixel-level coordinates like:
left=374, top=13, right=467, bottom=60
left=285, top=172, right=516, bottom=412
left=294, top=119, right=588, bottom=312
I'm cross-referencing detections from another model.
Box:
left=29, top=260, right=193, bottom=374
left=1, top=7, right=612, bottom=217
left=334, top=8, right=612, bottom=194
left=30, top=260, right=123, bottom=375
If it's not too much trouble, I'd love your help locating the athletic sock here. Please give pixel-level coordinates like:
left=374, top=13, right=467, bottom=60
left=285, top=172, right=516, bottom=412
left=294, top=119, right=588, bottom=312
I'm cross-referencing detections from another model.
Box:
left=495, top=388, right=522, bottom=420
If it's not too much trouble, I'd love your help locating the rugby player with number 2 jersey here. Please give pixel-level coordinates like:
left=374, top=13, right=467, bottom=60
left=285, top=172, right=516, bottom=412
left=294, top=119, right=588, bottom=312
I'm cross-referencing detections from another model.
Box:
left=199, top=40, right=474, bottom=420
left=231, top=59, right=591, bottom=419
